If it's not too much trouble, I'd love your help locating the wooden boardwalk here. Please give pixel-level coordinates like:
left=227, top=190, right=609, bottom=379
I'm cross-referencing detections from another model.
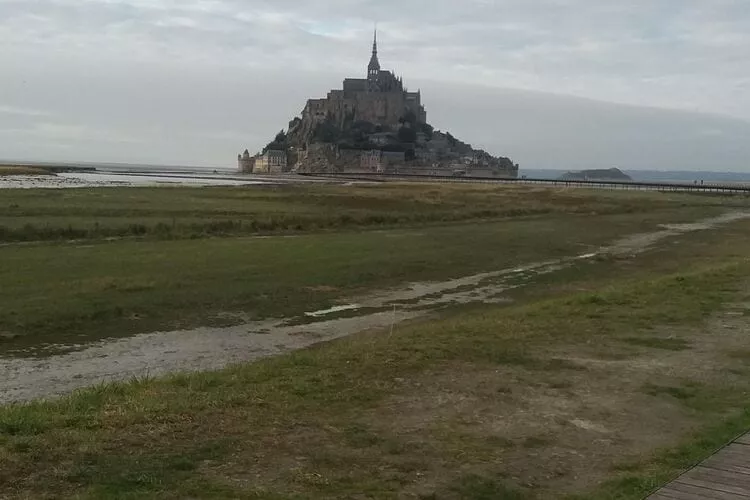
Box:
left=649, top=432, right=750, bottom=499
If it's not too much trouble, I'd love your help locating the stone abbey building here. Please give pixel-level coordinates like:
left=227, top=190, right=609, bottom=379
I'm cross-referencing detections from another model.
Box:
left=239, top=31, right=518, bottom=178
left=303, top=31, right=427, bottom=129
left=279, top=30, right=428, bottom=154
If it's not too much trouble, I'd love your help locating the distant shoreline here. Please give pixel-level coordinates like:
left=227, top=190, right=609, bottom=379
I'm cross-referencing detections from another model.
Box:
left=0, top=163, right=97, bottom=176
left=0, top=165, right=56, bottom=176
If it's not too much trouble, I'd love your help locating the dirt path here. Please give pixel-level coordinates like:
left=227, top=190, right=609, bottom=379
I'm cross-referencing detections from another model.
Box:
left=1, top=212, right=748, bottom=405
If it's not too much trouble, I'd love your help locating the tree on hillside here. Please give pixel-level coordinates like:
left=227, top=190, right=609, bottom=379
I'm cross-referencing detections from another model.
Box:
left=264, top=129, right=287, bottom=152
left=418, top=122, right=434, bottom=140
left=351, top=120, right=376, bottom=135
left=381, top=144, right=407, bottom=152
left=398, top=126, right=417, bottom=143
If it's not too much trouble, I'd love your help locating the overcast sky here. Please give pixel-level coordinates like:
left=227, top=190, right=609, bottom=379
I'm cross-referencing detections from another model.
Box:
left=1, top=0, right=749, bottom=171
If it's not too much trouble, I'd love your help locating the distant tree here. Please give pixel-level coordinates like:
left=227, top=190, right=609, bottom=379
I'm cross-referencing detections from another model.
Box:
left=405, top=148, right=416, bottom=161
left=445, top=132, right=457, bottom=147
left=374, top=124, right=394, bottom=134
left=418, top=123, right=434, bottom=140
left=352, top=120, right=376, bottom=135
left=263, top=129, right=287, bottom=152
left=398, top=126, right=417, bottom=143
left=350, top=129, right=365, bottom=143
left=402, top=110, right=417, bottom=125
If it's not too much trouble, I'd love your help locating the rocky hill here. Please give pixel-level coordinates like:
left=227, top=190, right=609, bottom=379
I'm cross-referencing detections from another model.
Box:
left=559, top=168, right=632, bottom=182
left=260, top=110, right=518, bottom=177
left=240, top=32, right=518, bottom=178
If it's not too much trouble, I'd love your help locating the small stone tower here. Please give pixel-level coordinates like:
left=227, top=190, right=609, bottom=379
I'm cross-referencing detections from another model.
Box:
left=367, top=29, right=381, bottom=91
left=238, top=149, right=254, bottom=173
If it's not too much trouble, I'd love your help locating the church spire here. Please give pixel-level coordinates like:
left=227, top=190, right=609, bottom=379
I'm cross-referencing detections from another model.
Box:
left=368, top=27, right=380, bottom=72
left=367, top=26, right=381, bottom=90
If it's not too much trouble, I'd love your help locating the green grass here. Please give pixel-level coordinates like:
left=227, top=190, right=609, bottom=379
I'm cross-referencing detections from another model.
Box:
left=0, top=215, right=599, bottom=347
left=0, top=182, right=742, bottom=242
left=1, top=202, right=729, bottom=350
left=643, top=383, right=699, bottom=401
left=3, top=225, right=750, bottom=498
left=448, top=474, right=526, bottom=499
left=573, top=410, right=750, bottom=500
left=2, top=184, right=750, bottom=498
left=620, top=337, right=691, bottom=351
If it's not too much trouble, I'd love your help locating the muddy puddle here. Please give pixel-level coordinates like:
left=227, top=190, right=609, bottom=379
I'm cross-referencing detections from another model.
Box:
left=1, top=212, right=748, bottom=405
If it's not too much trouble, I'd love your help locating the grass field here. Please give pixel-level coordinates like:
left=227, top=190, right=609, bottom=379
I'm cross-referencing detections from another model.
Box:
left=0, top=184, right=740, bottom=350
left=0, top=183, right=741, bottom=241
left=1, top=182, right=750, bottom=499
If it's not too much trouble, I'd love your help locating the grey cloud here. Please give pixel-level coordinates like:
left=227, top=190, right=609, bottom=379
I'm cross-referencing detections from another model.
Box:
left=0, top=0, right=748, bottom=169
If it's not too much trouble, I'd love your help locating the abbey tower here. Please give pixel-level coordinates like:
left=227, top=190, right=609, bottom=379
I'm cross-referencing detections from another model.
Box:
left=288, top=29, right=427, bottom=139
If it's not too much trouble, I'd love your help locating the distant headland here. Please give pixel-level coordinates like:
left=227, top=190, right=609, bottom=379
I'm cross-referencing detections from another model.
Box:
left=0, top=163, right=96, bottom=176
left=238, top=31, right=518, bottom=178
left=559, top=168, right=632, bottom=182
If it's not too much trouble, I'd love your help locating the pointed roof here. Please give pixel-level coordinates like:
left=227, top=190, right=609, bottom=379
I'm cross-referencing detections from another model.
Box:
left=368, top=28, right=380, bottom=71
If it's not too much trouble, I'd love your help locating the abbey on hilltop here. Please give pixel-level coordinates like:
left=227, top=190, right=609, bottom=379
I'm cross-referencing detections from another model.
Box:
left=238, top=31, right=518, bottom=177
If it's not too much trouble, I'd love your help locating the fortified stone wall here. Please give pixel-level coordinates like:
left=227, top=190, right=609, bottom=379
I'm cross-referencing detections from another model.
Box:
left=302, top=90, right=417, bottom=130
left=295, top=144, right=363, bottom=173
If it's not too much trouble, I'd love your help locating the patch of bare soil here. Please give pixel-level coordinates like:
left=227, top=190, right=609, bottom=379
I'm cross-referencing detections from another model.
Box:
left=605, top=211, right=750, bottom=257
left=358, top=299, right=750, bottom=498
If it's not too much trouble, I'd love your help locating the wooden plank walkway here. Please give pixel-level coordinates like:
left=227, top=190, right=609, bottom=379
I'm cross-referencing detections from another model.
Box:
left=648, top=432, right=750, bottom=499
